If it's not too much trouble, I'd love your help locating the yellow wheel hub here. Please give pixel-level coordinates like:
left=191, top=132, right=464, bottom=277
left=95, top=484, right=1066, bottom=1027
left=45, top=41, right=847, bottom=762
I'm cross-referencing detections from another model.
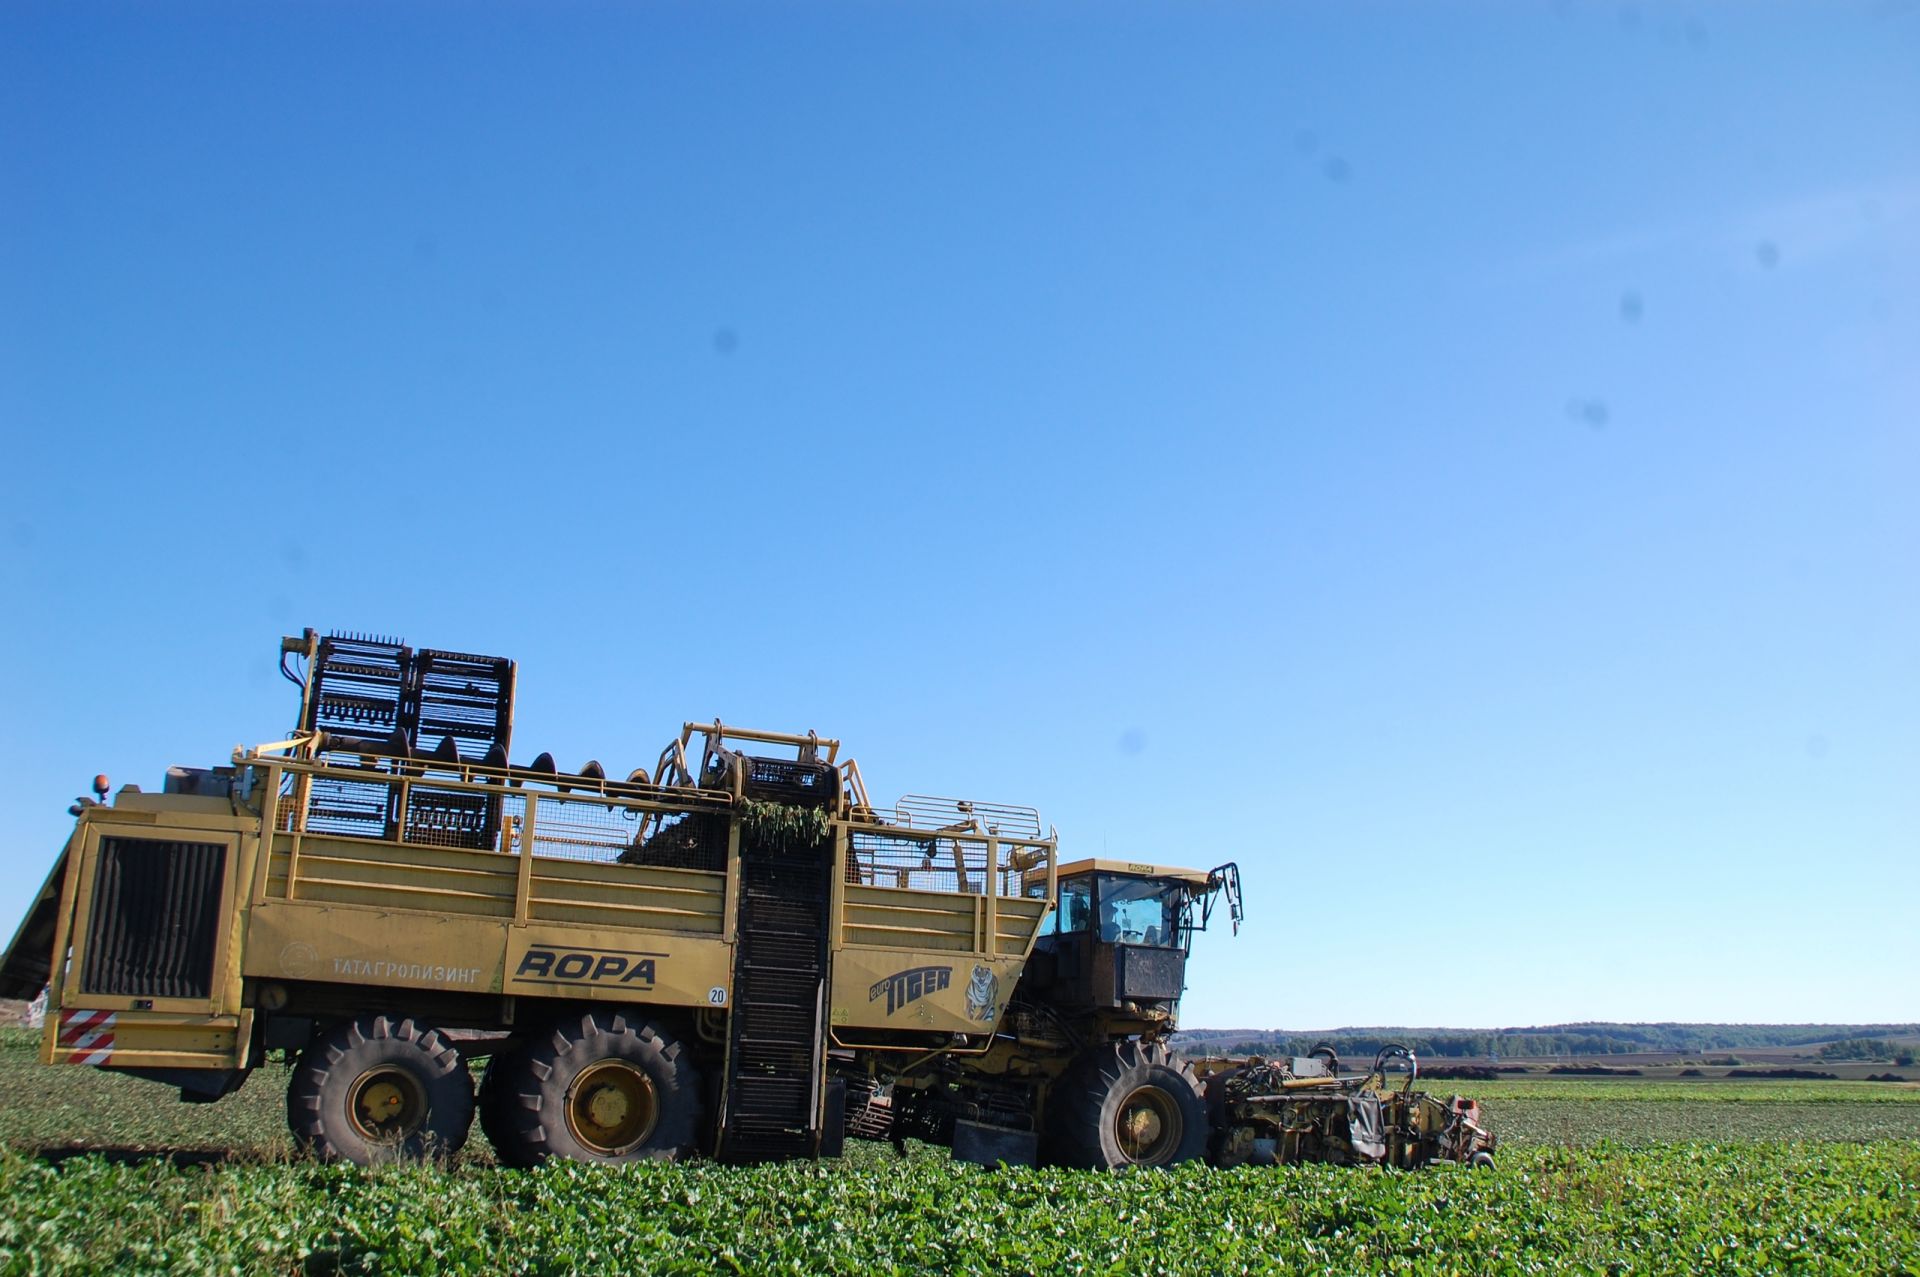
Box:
left=346, top=1067, right=428, bottom=1143
left=1115, top=1086, right=1182, bottom=1164
left=566, top=1060, right=658, bottom=1156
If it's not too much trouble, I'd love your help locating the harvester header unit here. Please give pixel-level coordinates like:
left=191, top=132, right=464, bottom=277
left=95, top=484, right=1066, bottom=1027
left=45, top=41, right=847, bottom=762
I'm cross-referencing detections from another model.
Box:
left=1, top=629, right=1492, bottom=1172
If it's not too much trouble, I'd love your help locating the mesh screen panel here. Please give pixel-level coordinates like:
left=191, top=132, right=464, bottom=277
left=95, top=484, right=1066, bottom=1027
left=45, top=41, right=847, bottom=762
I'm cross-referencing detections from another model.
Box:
left=850, top=829, right=1000, bottom=893
left=82, top=837, right=226, bottom=999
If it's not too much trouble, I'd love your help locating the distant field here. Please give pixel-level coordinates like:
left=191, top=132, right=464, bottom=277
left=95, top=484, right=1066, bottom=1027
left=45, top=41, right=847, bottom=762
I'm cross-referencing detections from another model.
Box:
left=1486, top=1099, right=1919, bottom=1145
left=1429, top=1078, right=1920, bottom=1103
left=2, top=1028, right=1917, bottom=1274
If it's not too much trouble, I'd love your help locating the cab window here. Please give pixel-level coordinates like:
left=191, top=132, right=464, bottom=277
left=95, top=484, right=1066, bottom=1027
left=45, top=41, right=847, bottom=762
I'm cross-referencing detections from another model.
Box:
left=1095, top=874, right=1179, bottom=946
left=1055, top=877, right=1092, bottom=934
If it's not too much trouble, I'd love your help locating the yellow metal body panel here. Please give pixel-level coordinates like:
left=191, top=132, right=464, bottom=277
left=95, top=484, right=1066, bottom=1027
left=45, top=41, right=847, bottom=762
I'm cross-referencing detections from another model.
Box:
left=829, top=948, right=1029, bottom=1034
left=242, top=899, right=735, bottom=1009
left=44, top=1010, right=254, bottom=1070
left=245, top=900, right=502, bottom=993
left=839, top=886, right=1048, bottom=958
left=841, top=884, right=979, bottom=952
left=503, top=929, right=731, bottom=1007
left=832, top=886, right=1051, bottom=1032
left=260, top=832, right=727, bottom=933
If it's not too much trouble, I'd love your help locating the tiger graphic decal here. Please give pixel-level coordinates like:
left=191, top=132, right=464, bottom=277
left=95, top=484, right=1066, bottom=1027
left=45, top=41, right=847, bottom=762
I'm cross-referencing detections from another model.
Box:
left=964, top=963, right=999, bottom=1023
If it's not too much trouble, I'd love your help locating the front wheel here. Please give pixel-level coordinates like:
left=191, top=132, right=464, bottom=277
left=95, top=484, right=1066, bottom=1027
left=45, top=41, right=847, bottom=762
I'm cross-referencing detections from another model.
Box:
left=492, top=1011, right=702, bottom=1166
left=1047, top=1041, right=1208, bottom=1169
left=287, top=1015, right=474, bottom=1165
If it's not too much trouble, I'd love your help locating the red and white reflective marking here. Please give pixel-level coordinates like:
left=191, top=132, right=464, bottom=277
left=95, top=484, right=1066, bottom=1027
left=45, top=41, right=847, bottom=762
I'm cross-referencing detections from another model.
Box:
left=57, top=1009, right=116, bottom=1066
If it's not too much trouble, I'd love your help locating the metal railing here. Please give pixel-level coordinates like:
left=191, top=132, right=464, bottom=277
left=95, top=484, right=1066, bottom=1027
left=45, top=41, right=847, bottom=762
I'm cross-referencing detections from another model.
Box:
left=240, top=737, right=1058, bottom=946
left=243, top=742, right=734, bottom=931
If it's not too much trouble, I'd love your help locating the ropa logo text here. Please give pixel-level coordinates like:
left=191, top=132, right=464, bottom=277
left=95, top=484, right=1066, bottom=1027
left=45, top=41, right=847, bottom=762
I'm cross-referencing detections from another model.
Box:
left=869, top=965, right=951, bottom=1015
left=515, top=946, right=659, bottom=987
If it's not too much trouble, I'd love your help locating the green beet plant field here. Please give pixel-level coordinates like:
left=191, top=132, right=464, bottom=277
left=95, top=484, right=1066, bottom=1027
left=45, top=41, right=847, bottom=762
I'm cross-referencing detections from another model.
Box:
left=3, top=1141, right=1916, bottom=1275
left=1, top=1032, right=1917, bottom=1275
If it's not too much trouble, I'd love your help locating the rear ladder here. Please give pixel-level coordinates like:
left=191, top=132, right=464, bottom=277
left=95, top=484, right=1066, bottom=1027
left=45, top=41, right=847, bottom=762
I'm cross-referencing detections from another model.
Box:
left=717, top=827, right=833, bottom=1162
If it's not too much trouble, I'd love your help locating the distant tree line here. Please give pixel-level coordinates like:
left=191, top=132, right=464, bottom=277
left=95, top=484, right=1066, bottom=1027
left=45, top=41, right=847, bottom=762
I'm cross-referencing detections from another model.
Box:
left=1174, top=1023, right=1920, bottom=1060
left=1817, top=1038, right=1916, bottom=1066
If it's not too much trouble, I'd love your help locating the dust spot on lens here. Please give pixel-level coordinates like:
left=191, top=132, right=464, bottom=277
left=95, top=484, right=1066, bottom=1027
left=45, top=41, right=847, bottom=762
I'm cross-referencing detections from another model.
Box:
left=1619, top=290, right=1644, bottom=324
left=1565, top=397, right=1611, bottom=430
left=1805, top=733, right=1830, bottom=760
left=1321, top=156, right=1351, bottom=183
left=1118, top=729, right=1146, bottom=756
left=1755, top=241, right=1781, bottom=268
left=713, top=327, right=739, bottom=355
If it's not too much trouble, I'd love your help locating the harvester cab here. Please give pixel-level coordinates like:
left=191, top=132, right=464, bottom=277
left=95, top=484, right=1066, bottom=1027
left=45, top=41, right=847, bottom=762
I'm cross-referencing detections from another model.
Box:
left=1021, top=859, right=1242, bottom=1028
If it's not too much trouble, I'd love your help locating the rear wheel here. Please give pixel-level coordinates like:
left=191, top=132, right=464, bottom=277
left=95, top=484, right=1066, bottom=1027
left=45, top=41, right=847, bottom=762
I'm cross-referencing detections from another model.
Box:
left=288, top=1015, right=474, bottom=1165
left=1047, top=1040, right=1207, bottom=1169
left=494, top=1011, right=701, bottom=1165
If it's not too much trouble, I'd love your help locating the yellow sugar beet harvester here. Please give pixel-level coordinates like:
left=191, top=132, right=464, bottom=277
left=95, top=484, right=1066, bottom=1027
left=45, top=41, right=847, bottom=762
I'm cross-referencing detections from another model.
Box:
left=2, top=628, right=1490, bottom=1172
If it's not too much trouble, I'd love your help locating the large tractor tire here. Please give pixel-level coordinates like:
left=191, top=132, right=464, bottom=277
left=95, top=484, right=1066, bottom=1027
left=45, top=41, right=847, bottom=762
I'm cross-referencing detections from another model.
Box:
left=288, top=1015, right=475, bottom=1165
left=493, top=1011, right=701, bottom=1166
left=1047, top=1040, right=1208, bottom=1169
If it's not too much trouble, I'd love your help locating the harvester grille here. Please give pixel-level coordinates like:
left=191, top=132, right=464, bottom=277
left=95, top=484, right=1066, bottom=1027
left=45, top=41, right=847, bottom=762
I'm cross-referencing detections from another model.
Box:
left=80, top=837, right=226, bottom=1000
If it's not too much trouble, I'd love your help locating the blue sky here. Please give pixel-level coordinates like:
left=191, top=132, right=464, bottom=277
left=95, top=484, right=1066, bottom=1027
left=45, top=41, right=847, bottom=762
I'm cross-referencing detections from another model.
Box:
left=2, top=2, right=1915, bottom=1029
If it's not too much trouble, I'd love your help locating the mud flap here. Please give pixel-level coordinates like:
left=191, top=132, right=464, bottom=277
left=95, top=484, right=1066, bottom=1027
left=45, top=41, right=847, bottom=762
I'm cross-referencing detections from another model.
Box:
left=1347, top=1095, right=1387, bottom=1162
left=952, top=1119, right=1038, bottom=1167
left=819, top=1077, right=847, bottom=1158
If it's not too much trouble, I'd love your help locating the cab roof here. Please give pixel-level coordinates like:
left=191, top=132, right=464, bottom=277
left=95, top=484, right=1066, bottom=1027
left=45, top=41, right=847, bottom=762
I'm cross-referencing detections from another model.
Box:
left=1056, top=857, right=1212, bottom=887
